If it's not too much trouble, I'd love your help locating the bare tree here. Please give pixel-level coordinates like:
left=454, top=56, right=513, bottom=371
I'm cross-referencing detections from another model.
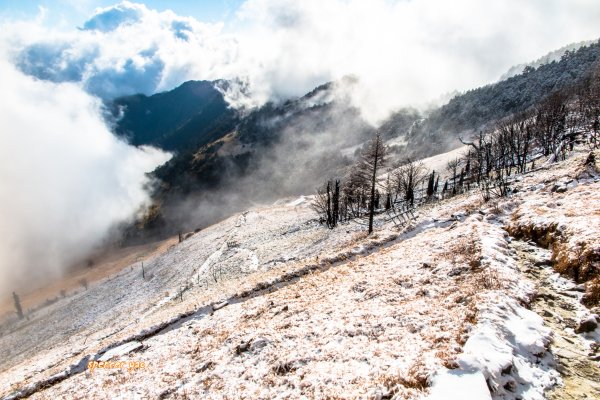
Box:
left=359, top=133, right=386, bottom=234
left=533, top=92, right=568, bottom=159
left=312, top=179, right=342, bottom=228
left=495, top=114, right=534, bottom=175
left=446, top=158, right=460, bottom=195
left=333, top=179, right=340, bottom=226
left=460, top=130, right=496, bottom=183
left=577, top=63, right=600, bottom=148
left=340, top=165, right=369, bottom=219
left=313, top=181, right=332, bottom=227
left=384, top=175, right=393, bottom=210
left=393, top=158, right=427, bottom=207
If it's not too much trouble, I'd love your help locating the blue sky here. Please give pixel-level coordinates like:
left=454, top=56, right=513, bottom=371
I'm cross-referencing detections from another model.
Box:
left=0, top=0, right=245, bottom=25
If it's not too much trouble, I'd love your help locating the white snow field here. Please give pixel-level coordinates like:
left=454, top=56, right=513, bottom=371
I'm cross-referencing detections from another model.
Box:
left=1, top=147, right=598, bottom=399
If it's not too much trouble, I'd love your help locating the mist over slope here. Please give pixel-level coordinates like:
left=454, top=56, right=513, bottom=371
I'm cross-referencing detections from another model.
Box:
left=0, top=60, right=171, bottom=299
left=499, top=39, right=595, bottom=80
left=128, top=80, right=372, bottom=237
left=111, top=40, right=600, bottom=240
left=418, top=40, right=600, bottom=138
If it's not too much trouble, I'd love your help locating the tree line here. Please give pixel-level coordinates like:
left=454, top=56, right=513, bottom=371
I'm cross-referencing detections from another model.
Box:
left=313, top=61, right=600, bottom=233
left=313, top=132, right=433, bottom=234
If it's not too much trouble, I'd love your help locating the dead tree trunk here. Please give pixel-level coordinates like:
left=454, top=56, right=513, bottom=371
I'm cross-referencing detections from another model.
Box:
left=368, top=140, right=379, bottom=234
left=13, top=292, right=24, bottom=320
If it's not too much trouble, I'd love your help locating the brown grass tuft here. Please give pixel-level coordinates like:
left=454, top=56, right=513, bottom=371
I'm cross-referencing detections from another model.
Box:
left=553, top=241, right=599, bottom=283
left=272, top=360, right=298, bottom=375
left=397, top=360, right=430, bottom=390
left=473, top=268, right=502, bottom=290
left=378, top=358, right=430, bottom=395
left=583, top=277, right=600, bottom=306
left=446, top=230, right=482, bottom=269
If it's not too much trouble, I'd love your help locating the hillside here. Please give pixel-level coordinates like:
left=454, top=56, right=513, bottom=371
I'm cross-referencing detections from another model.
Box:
left=1, top=142, right=598, bottom=399
left=499, top=40, right=595, bottom=81
left=415, top=40, right=600, bottom=138
left=129, top=81, right=375, bottom=238
left=109, top=40, right=600, bottom=242
left=4, top=4, right=600, bottom=400
left=108, top=80, right=238, bottom=152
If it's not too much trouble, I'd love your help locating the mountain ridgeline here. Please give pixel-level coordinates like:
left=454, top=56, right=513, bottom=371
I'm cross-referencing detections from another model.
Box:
left=108, top=80, right=238, bottom=152
left=107, top=40, right=600, bottom=240
left=418, top=40, right=600, bottom=138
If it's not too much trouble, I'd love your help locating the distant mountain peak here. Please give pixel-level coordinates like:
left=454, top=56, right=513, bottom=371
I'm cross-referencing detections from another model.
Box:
left=108, top=79, right=238, bottom=152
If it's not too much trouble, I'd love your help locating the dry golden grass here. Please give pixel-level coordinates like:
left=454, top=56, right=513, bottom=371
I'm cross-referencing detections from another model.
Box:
left=0, top=236, right=178, bottom=320
left=553, top=241, right=600, bottom=283
left=378, top=358, right=429, bottom=394
left=473, top=268, right=503, bottom=291
left=444, top=228, right=482, bottom=270
left=506, top=153, right=600, bottom=304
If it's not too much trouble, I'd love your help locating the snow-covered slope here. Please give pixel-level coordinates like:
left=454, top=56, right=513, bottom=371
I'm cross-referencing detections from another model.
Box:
left=1, top=148, right=599, bottom=400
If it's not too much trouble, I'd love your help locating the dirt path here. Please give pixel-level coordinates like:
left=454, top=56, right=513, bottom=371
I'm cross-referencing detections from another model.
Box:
left=512, top=239, right=600, bottom=399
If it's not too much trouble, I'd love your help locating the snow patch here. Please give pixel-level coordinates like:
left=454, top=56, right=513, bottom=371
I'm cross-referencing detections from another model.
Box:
left=428, top=370, right=491, bottom=400
left=428, top=220, right=558, bottom=400
left=97, top=341, right=142, bottom=362
left=286, top=196, right=307, bottom=207
left=456, top=294, right=557, bottom=399
left=197, top=242, right=227, bottom=276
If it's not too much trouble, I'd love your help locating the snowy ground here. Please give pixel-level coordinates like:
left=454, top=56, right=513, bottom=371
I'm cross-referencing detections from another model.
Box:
left=1, top=148, right=599, bottom=399
left=418, top=145, right=470, bottom=173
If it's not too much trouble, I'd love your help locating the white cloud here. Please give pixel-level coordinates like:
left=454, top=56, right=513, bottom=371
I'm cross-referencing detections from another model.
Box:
left=231, top=0, right=600, bottom=121
left=0, top=58, right=170, bottom=297
left=5, top=1, right=231, bottom=98
left=81, top=1, right=144, bottom=31
left=4, top=0, right=600, bottom=122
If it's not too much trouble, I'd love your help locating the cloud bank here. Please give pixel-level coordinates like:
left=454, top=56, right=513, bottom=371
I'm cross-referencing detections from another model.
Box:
left=4, top=0, right=600, bottom=123
left=9, top=2, right=230, bottom=99
left=0, top=58, right=170, bottom=298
